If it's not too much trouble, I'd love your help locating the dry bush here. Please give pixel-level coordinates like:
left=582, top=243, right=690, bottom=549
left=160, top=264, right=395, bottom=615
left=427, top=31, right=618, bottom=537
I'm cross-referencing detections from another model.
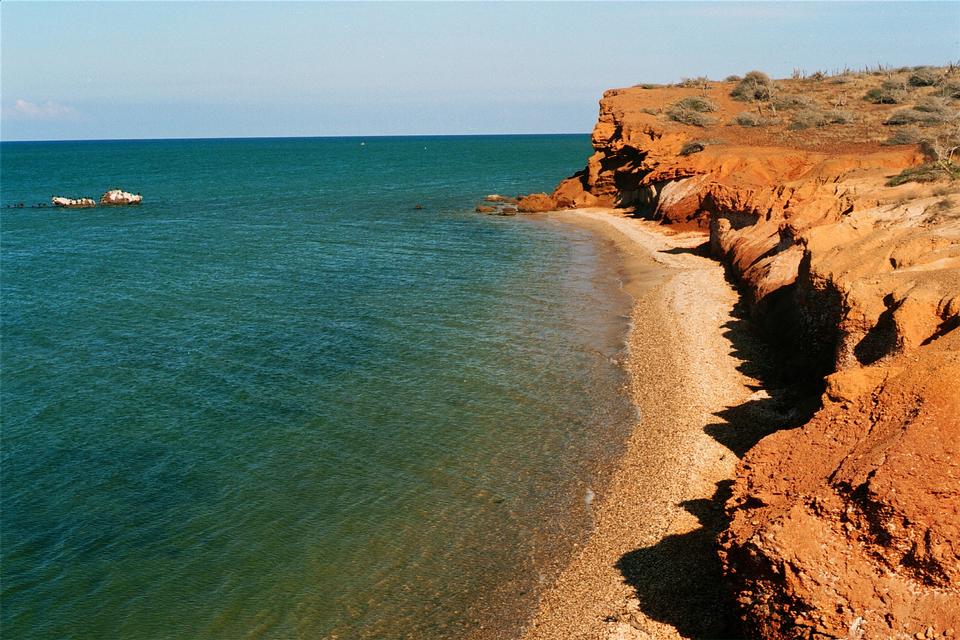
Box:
left=886, top=162, right=960, bottom=186
left=826, top=109, right=855, bottom=124
left=939, top=80, right=960, bottom=100
left=733, top=111, right=778, bottom=127
left=731, top=71, right=775, bottom=101
left=864, top=78, right=909, bottom=104
left=677, top=76, right=711, bottom=90
left=915, top=96, right=953, bottom=114
left=772, top=94, right=818, bottom=110
left=667, top=96, right=719, bottom=127
left=788, top=108, right=829, bottom=130
left=885, top=100, right=956, bottom=126
left=674, top=96, right=717, bottom=112
left=724, top=74, right=742, bottom=82
left=908, top=67, right=941, bottom=87
left=883, top=126, right=924, bottom=145
left=679, top=141, right=706, bottom=156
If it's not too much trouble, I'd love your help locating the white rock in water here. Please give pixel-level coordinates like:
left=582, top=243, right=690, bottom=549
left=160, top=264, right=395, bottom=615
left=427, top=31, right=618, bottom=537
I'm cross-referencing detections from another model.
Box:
left=51, top=196, right=96, bottom=208
left=99, top=189, right=142, bottom=205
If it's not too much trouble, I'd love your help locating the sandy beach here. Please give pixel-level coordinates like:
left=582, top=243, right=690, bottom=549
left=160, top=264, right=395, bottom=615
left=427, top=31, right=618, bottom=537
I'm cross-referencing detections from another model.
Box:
left=523, top=208, right=771, bottom=640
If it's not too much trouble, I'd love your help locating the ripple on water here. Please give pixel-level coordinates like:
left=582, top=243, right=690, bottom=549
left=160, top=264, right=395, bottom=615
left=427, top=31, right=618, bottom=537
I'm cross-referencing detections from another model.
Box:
left=1, top=135, right=635, bottom=639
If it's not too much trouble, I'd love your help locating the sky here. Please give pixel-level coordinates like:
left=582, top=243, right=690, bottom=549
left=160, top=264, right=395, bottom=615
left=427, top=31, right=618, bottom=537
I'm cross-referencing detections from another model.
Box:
left=2, top=1, right=959, bottom=141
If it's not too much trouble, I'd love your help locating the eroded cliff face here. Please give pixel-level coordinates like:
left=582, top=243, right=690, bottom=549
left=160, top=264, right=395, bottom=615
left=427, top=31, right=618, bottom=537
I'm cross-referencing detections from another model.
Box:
left=552, top=77, right=960, bottom=638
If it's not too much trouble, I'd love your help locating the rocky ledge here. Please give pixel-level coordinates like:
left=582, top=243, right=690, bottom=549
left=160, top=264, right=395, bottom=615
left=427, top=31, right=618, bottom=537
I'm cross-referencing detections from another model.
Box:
left=549, top=68, right=960, bottom=638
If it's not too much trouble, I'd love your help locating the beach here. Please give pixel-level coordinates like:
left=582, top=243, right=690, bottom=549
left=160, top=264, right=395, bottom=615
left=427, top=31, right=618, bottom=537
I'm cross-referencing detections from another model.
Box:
left=523, top=209, right=769, bottom=639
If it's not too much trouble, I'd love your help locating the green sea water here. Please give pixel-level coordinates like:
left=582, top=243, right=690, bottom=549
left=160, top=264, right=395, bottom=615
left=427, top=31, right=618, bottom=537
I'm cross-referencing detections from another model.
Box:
left=1, top=135, right=636, bottom=639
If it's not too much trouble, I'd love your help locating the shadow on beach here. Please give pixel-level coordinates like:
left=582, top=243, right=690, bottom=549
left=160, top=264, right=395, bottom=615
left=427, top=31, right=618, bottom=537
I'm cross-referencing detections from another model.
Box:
left=616, top=480, right=739, bottom=638
left=615, top=273, right=821, bottom=638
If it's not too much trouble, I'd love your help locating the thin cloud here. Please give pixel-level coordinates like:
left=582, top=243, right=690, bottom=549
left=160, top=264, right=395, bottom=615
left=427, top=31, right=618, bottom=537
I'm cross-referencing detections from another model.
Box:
left=3, top=99, right=79, bottom=120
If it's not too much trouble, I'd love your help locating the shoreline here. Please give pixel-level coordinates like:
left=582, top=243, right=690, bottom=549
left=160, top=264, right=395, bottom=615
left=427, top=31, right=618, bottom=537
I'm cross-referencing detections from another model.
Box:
left=521, top=209, right=768, bottom=639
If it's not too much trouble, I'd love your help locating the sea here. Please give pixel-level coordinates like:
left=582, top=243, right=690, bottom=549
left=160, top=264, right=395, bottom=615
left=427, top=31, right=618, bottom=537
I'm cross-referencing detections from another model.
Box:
left=1, top=135, right=637, bottom=639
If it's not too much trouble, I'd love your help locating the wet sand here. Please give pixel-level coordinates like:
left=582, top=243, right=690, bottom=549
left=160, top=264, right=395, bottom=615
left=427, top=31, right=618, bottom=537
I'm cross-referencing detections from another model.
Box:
left=521, top=209, right=765, bottom=639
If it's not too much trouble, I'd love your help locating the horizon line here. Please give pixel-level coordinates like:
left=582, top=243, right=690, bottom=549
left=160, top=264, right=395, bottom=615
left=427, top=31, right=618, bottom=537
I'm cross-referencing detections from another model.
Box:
left=0, top=131, right=593, bottom=144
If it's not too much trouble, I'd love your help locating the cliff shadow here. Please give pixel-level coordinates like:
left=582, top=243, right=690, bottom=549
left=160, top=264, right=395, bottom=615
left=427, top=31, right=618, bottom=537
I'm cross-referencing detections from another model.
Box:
left=704, top=293, right=822, bottom=458
left=615, top=274, right=821, bottom=637
left=615, top=480, right=742, bottom=638
left=659, top=241, right=711, bottom=257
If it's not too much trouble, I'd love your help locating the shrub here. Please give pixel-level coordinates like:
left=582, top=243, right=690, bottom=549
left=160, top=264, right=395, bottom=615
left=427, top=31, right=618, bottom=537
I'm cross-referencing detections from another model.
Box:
left=772, top=94, right=817, bottom=110
left=677, top=76, right=710, bottom=89
left=667, top=96, right=719, bottom=127
left=674, top=96, right=717, bottom=112
left=886, top=161, right=960, bottom=186
left=885, top=109, right=922, bottom=125
left=885, top=100, right=955, bottom=126
left=809, top=71, right=826, bottom=81
left=908, top=67, right=941, bottom=87
left=667, top=108, right=717, bottom=127
left=826, top=109, right=855, bottom=124
left=733, top=111, right=778, bottom=127
left=679, top=141, right=706, bottom=156
left=788, top=108, right=828, bottom=130
left=863, top=80, right=907, bottom=104
left=731, top=71, right=775, bottom=101
left=882, top=126, right=924, bottom=145
left=914, top=96, right=952, bottom=114
left=939, top=80, right=960, bottom=99
left=724, top=74, right=742, bottom=82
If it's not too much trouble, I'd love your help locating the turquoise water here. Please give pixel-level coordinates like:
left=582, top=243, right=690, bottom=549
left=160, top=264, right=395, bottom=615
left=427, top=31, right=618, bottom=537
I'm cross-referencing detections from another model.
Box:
left=1, top=136, right=635, bottom=639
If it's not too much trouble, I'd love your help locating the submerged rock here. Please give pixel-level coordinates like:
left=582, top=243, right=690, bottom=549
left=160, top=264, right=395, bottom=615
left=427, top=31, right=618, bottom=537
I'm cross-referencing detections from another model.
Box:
left=51, top=196, right=96, bottom=208
left=475, top=205, right=497, bottom=213
left=100, top=189, right=142, bottom=206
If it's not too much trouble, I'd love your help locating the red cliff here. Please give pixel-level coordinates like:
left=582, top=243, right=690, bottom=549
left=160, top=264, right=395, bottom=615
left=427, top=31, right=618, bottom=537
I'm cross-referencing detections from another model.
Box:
left=552, top=69, right=960, bottom=638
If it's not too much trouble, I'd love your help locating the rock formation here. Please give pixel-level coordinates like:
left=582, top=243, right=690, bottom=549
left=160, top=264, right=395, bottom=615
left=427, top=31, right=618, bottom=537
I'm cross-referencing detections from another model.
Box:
left=51, top=196, right=96, bottom=208
left=100, top=189, right=142, bottom=206
left=552, top=70, right=960, bottom=637
left=517, top=192, right=558, bottom=213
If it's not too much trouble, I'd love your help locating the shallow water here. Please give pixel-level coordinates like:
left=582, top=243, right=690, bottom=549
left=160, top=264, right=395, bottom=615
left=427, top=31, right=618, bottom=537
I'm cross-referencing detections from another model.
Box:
left=1, top=135, right=636, bottom=638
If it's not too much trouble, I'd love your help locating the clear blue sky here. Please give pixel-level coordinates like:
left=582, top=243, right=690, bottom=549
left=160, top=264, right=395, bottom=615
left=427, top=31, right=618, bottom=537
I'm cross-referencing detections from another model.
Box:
left=2, top=1, right=958, bottom=140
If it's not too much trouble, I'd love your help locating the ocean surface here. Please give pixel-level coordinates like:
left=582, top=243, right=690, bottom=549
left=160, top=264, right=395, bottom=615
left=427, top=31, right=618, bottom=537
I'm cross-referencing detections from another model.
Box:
left=1, top=135, right=636, bottom=639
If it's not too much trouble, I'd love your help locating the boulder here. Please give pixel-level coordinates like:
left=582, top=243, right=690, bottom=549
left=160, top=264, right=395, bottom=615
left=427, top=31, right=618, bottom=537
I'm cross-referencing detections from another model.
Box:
left=516, top=193, right=557, bottom=213
left=484, top=194, right=519, bottom=204
left=100, top=189, right=142, bottom=206
left=475, top=205, right=497, bottom=213
left=51, top=196, right=96, bottom=208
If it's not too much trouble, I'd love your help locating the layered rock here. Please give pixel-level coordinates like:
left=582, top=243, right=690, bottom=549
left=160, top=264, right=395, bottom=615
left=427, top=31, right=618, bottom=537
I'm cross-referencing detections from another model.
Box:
left=552, top=77, right=960, bottom=637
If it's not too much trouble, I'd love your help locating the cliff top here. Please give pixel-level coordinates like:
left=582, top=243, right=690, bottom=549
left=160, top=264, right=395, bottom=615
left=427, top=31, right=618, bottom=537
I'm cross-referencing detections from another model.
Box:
left=601, top=65, right=959, bottom=156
